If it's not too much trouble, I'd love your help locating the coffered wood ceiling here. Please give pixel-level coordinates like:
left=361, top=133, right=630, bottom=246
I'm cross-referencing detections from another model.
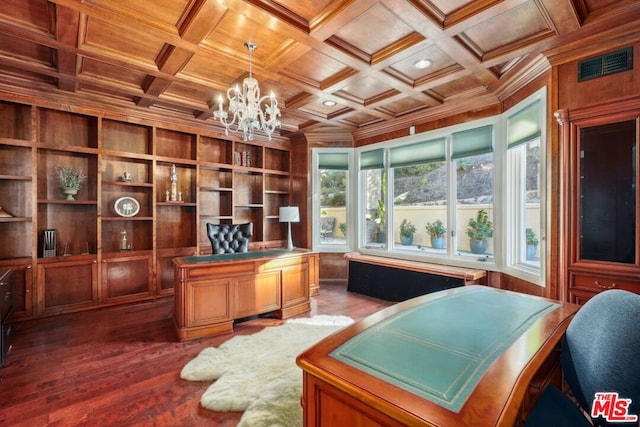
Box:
left=0, top=0, right=638, bottom=141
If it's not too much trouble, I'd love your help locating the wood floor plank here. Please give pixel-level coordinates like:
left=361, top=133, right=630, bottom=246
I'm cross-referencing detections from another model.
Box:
left=0, top=283, right=392, bottom=425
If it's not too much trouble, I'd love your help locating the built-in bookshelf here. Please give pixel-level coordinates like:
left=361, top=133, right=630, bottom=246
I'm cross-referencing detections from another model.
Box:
left=0, top=100, right=292, bottom=320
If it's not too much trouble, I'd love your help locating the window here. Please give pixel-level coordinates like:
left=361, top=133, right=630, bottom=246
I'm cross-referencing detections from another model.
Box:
left=390, top=138, right=447, bottom=253
left=452, top=125, right=495, bottom=259
left=313, top=87, right=546, bottom=286
left=505, top=89, right=546, bottom=282
left=312, top=150, right=351, bottom=251
left=360, top=149, right=386, bottom=247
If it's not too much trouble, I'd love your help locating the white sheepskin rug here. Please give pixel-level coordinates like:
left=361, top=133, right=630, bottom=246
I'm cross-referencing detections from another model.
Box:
left=180, top=315, right=354, bottom=427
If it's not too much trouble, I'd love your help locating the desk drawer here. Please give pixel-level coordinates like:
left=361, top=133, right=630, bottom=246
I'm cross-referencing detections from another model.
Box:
left=571, top=273, right=640, bottom=292
left=570, top=273, right=640, bottom=304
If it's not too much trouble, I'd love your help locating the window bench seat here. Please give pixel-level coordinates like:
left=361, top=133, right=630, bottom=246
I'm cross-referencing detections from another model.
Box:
left=344, top=252, right=486, bottom=301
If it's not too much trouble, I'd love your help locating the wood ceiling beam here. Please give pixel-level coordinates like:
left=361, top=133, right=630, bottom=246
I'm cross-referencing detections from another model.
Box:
left=53, top=4, right=81, bottom=92
left=537, top=0, right=581, bottom=34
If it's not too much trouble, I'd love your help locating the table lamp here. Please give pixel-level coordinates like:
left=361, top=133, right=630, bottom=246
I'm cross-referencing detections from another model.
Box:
left=279, top=206, right=300, bottom=250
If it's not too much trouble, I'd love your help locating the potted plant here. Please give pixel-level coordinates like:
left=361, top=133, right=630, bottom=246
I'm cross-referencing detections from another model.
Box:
left=425, top=219, right=447, bottom=249
left=56, top=164, right=87, bottom=200
left=526, top=228, right=539, bottom=260
left=399, top=219, right=416, bottom=246
left=466, top=209, right=493, bottom=254
left=373, top=199, right=386, bottom=243
left=338, top=222, right=347, bottom=237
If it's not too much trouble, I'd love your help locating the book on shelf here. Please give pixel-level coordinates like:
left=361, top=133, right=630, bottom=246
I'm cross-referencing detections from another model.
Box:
left=235, top=151, right=251, bottom=167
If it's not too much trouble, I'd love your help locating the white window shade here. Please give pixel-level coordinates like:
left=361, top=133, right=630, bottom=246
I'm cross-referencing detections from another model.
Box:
left=390, top=138, right=446, bottom=168
left=319, top=153, right=348, bottom=170
left=452, top=125, right=494, bottom=159
left=360, top=149, right=384, bottom=170
left=507, top=100, right=541, bottom=148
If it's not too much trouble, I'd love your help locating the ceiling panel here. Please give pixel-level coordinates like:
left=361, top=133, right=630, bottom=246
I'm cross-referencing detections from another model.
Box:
left=430, top=75, right=485, bottom=99
left=460, top=2, right=554, bottom=56
left=281, top=49, right=349, bottom=87
left=336, top=76, right=396, bottom=103
left=0, top=33, right=53, bottom=67
left=80, top=58, right=146, bottom=90
left=379, top=96, right=429, bottom=116
left=429, top=0, right=475, bottom=16
left=333, top=3, right=415, bottom=57
left=340, top=110, right=382, bottom=127
left=0, top=0, right=51, bottom=34
left=385, top=44, right=458, bottom=82
left=83, top=17, right=165, bottom=69
left=273, top=0, right=336, bottom=22
left=90, top=0, right=192, bottom=28
left=203, top=10, right=290, bottom=62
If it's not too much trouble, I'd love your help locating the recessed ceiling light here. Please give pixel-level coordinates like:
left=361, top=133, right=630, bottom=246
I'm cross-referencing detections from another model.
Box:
left=413, top=59, right=432, bottom=69
left=323, top=100, right=337, bottom=107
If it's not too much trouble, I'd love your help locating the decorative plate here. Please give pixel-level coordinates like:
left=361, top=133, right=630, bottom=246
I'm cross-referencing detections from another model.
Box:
left=114, top=196, right=140, bottom=217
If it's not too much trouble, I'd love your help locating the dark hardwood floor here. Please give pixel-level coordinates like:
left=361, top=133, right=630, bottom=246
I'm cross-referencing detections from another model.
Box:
left=0, top=283, right=392, bottom=426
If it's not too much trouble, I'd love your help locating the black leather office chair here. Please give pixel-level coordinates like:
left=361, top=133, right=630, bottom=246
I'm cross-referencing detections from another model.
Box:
left=206, top=223, right=253, bottom=254
left=525, top=289, right=640, bottom=427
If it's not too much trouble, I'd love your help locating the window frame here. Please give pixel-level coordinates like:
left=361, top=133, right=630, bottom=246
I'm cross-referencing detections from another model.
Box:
left=311, top=148, right=353, bottom=252
left=503, top=88, right=547, bottom=285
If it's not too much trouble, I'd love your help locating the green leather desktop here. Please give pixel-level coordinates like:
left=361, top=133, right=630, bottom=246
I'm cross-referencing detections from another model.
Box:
left=330, top=286, right=560, bottom=412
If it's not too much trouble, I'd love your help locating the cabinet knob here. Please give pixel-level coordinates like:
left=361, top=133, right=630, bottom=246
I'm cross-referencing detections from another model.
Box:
left=594, top=280, right=616, bottom=290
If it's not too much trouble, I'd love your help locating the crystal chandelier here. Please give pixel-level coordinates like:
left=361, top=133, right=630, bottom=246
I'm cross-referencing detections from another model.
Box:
left=214, top=42, right=281, bottom=141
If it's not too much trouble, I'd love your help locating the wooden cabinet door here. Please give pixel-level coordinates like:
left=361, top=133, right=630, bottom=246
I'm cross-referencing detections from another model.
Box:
left=281, top=263, right=309, bottom=309
left=185, top=278, right=233, bottom=327
left=0, top=261, right=33, bottom=320
left=38, top=258, right=98, bottom=315
left=557, top=97, right=640, bottom=302
left=101, top=254, right=153, bottom=304
left=234, top=271, right=280, bottom=318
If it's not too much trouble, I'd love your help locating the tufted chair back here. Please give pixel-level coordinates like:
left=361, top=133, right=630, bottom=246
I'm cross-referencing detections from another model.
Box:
left=206, top=223, right=253, bottom=254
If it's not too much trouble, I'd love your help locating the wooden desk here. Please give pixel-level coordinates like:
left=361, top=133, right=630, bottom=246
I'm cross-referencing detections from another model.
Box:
left=173, top=249, right=318, bottom=341
left=296, top=286, right=580, bottom=426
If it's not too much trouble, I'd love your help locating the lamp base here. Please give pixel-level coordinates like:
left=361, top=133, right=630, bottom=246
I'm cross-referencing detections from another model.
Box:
left=287, top=222, right=294, bottom=250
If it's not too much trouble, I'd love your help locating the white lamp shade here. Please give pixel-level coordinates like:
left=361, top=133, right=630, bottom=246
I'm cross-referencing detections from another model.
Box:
left=279, top=206, right=300, bottom=223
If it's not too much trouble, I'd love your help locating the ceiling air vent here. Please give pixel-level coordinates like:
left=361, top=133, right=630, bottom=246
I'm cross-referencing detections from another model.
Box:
left=578, top=47, right=633, bottom=82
